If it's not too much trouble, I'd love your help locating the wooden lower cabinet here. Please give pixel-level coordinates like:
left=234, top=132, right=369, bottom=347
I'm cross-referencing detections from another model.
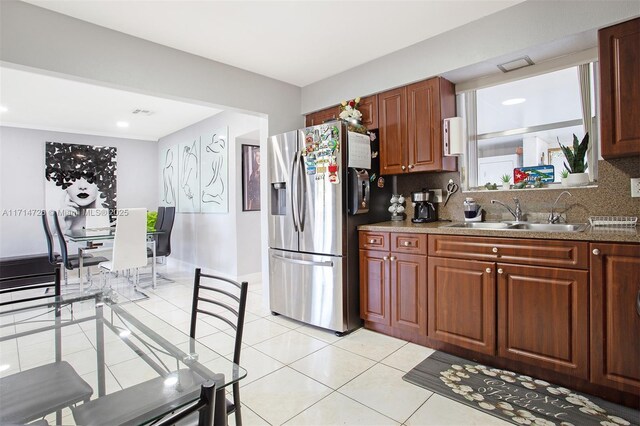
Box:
left=428, top=257, right=495, bottom=354
left=497, top=263, right=589, bottom=379
left=359, top=249, right=390, bottom=326
left=391, top=253, right=427, bottom=336
left=590, top=243, right=640, bottom=394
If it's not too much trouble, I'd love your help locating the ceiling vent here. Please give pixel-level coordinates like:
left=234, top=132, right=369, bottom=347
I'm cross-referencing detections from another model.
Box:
left=131, top=109, right=154, bottom=116
left=497, top=56, right=535, bottom=73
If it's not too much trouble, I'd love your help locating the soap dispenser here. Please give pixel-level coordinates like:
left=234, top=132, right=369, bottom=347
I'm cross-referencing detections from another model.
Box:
left=463, top=198, right=483, bottom=222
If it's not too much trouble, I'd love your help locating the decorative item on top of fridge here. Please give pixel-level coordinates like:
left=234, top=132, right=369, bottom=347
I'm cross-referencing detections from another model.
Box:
left=389, top=194, right=406, bottom=221
left=302, top=123, right=340, bottom=182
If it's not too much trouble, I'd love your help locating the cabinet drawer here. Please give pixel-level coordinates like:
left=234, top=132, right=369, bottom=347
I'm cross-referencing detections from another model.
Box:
left=359, top=231, right=389, bottom=251
left=428, top=235, right=588, bottom=269
left=392, top=233, right=427, bottom=255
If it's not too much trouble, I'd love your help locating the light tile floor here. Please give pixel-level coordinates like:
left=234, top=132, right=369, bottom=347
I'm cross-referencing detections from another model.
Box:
left=3, top=263, right=511, bottom=426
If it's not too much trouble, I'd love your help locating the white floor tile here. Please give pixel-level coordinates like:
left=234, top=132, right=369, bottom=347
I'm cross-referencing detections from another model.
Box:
left=290, top=345, right=375, bottom=390
left=339, top=363, right=432, bottom=423
left=197, top=330, right=240, bottom=357
left=406, top=394, right=512, bottom=426
left=284, top=391, right=399, bottom=426
left=253, top=330, right=327, bottom=364
left=234, top=346, right=284, bottom=386
left=381, top=342, right=436, bottom=373
left=293, top=324, right=342, bottom=344
left=333, top=328, right=406, bottom=361
left=266, top=314, right=306, bottom=330
left=229, top=404, right=270, bottom=426
left=242, top=367, right=331, bottom=425
left=108, top=357, right=162, bottom=388
left=239, top=318, right=290, bottom=345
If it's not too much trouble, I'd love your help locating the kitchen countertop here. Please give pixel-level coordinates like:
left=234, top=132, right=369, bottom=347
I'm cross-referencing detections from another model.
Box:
left=358, top=220, right=640, bottom=243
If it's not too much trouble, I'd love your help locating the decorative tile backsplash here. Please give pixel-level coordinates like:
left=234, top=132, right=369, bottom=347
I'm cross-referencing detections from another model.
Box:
left=397, top=157, right=640, bottom=223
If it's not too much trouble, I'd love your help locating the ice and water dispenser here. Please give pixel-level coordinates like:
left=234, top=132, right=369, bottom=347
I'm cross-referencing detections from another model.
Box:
left=271, top=182, right=287, bottom=215
left=349, top=169, right=370, bottom=215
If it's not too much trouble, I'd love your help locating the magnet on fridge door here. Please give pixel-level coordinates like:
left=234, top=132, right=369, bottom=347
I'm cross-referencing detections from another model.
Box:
left=377, top=177, right=385, bottom=188
left=328, top=163, right=339, bottom=184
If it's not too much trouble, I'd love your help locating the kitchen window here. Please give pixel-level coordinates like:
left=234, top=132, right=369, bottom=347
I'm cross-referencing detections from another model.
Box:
left=458, top=61, right=599, bottom=190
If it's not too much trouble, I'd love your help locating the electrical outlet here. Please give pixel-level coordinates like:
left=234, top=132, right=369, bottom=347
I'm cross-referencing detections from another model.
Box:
left=631, top=178, right=640, bottom=198
left=430, top=189, right=443, bottom=203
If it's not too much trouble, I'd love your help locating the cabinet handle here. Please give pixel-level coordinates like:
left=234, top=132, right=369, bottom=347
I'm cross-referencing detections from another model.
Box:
left=403, top=241, right=411, bottom=247
left=485, top=268, right=492, bottom=273
left=369, top=239, right=376, bottom=244
left=408, top=164, right=414, bottom=169
left=592, top=248, right=600, bottom=256
left=390, top=256, right=396, bottom=261
left=492, top=247, right=499, bottom=253
left=401, top=165, right=406, bottom=171
left=637, top=290, right=640, bottom=318
left=498, top=268, right=504, bottom=274
left=383, top=256, right=389, bottom=261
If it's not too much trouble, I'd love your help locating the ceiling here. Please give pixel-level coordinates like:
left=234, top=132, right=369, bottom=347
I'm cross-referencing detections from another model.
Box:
left=0, top=67, right=222, bottom=140
left=24, top=0, right=524, bottom=87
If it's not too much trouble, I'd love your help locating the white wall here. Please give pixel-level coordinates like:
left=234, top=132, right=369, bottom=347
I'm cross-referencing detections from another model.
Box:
left=0, top=126, right=157, bottom=257
left=157, top=111, right=263, bottom=278
left=301, top=0, right=639, bottom=113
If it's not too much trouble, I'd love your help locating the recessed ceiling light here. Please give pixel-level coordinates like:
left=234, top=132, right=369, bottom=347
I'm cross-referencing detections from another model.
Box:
left=116, top=121, right=130, bottom=128
left=502, top=98, right=526, bottom=106
left=0, top=106, right=8, bottom=113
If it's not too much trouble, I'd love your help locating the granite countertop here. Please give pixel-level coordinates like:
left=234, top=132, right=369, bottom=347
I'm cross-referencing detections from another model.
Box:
left=358, top=220, right=640, bottom=243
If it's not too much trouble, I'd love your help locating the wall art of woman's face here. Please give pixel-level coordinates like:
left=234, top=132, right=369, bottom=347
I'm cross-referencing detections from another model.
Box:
left=66, top=177, right=99, bottom=207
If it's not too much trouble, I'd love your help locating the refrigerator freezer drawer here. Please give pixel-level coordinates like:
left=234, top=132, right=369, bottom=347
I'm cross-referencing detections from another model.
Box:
left=269, top=249, right=346, bottom=332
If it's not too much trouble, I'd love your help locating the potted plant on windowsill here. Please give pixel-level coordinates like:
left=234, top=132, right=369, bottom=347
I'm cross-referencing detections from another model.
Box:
left=559, top=133, right=589, bottom=186
left=500, top=174, right=511, bottom=190
left=560, top=169, right=569, bottom=186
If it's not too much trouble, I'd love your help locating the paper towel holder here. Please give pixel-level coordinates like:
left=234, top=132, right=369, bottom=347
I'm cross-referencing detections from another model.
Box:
left=443, top=117, right=465, bottom=156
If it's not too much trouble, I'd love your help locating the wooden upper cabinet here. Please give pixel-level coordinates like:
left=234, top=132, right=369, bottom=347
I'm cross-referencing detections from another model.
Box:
left=358, top=95, right=378, bottom=129
left=497, top=263, right=589, bottom=379
left=590, top=243, right=640, bottom=394
left=305, top=106, right=340, bottom=127
left=378, top=87, right=408, bottom=175
left=378, top=77, right=457, bottom=175
left=407, top=78, right=457, bottom=172
left=599, top=17, right=640, bottom=158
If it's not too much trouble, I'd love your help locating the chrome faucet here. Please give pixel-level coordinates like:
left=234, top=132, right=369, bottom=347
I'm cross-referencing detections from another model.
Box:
left=491, top=198, right=523, bottom=222
left=548, top=191, right=572, bottom=224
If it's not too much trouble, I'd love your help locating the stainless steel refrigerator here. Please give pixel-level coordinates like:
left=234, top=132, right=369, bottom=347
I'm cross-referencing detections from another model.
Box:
left=268, top=122, right=391, bottom=335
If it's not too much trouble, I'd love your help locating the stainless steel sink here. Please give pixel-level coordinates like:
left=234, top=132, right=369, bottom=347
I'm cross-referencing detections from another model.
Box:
left=507, top=223, right=588, bottom=232
left=446, top=222, right=513, bottom=229
left=445, top=222, right=587, bottom=232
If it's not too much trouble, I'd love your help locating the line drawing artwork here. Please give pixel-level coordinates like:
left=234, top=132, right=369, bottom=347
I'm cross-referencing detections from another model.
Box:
left=201, top=128, right=228, bottom=213
left=161, top=147, right=177, bottom=206
left=178, top=139, right=200, bottom=213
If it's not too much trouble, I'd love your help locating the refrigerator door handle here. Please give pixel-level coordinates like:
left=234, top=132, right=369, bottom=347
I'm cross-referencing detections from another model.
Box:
left=291, top=151, right=300, bottom=232
left=298, top=151, right=306, bottom=232
left=271, top=254, right=334, bottom=268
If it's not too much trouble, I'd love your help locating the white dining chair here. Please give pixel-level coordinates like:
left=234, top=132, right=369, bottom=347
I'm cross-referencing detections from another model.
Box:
left=84, top=208, right=111, bottom=229
left=99, top=208, right=148, bottom=289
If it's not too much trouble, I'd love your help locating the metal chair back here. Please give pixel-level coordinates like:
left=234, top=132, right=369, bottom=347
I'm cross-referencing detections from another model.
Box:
left=52, top=212, right=72, bottom=270
left=190, top=268, right=248, bottom=425
left=41, top=211, right=57, bottom=264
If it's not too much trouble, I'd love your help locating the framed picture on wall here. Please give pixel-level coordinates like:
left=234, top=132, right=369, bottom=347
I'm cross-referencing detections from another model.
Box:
left=241, top=144, right=260, bottom=211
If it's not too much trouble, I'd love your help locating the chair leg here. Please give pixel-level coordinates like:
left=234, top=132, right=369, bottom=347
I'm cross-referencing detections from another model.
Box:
left=233, top=383, right=242, bottom=426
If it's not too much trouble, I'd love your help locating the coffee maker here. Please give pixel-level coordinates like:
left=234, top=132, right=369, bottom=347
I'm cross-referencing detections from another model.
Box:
left=411, top=189, right=437, bottom=223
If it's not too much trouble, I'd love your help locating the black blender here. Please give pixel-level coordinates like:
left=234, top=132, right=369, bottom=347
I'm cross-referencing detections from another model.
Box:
left=411, top=189, right=437, bottom=223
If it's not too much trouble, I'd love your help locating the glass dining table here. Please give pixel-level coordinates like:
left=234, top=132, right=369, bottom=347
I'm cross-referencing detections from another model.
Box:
left=0, top=288, right=245, bottom=425
left=65, top=228, right=163, bottom=291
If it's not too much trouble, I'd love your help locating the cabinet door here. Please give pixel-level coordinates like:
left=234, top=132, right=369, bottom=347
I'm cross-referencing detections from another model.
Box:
left=428, top=258, right=496, bottom=354
left=358, top=95, right=378, bottom=130
left=590, top=243, right=640, bottom=393
left=498, top=263, right=589, bottom=379
left=359, top=250, right=390, bottom=325
left=599, top=17, right=640, bottom=158
left=406, top=78, right=456, bottom=172
left=305, top=106, right=340, bottom=127
left=390, top=253, right=427, bottom=335
left=378, top=87, right=407, bottom=175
